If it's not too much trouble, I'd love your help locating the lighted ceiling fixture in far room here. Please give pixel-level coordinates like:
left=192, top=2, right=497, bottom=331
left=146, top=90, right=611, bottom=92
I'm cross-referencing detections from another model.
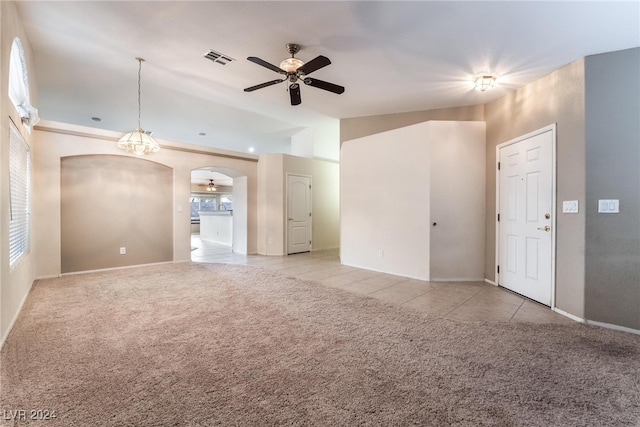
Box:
left=207, top=179, right=217, bottom=192
left=117, top=57, right=160, bottom=155
left=474, top=75, right=497, bottom=92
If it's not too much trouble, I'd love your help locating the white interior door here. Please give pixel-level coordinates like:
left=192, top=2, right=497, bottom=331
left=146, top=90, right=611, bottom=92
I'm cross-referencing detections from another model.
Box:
left=498, top=127, right=554, bottom=306
left=287, top=174, right=311, bottom=254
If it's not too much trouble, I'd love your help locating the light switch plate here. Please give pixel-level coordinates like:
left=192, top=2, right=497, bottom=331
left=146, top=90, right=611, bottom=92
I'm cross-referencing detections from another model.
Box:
left=598, top=199, right=620, bottom=213
left=562, top=200, right=579, bottom=213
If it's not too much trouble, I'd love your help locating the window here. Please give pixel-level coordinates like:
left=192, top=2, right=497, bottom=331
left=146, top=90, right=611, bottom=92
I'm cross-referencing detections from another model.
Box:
left=190, top=194, right=217, bottom=221
left=190, top=193, right=233, bottom=222
left=9, top=120, right=31, bottom=267
left=9, top=38, right=39, bottom=128
left=219, top=195, right=233, bottom=211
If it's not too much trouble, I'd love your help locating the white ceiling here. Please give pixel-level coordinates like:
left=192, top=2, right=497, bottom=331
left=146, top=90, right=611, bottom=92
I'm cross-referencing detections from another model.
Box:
left=191, top=169, right=233, bottom=188
left=15, top=1, right=640, bottom=154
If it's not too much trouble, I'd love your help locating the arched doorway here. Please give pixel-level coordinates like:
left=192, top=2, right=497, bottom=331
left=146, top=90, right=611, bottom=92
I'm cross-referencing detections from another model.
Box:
left=190, top=167, right=248, bottom=262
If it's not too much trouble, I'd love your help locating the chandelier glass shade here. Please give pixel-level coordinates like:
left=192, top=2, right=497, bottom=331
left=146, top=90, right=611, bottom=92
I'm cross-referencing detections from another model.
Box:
left=117, top=129, right=159, bottom=155
left=118, top=57, right=160, bottom=155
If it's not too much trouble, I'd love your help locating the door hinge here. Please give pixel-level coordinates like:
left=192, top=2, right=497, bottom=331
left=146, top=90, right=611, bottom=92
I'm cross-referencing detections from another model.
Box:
left=309, top=240, right=312, bottom=244
left=497, top=213, right=500, bottom=222
left=309, top=184, right=311, bottom=189
left=497, top=265, right=500, bottom=274
left=498, top=162, right=501, bottom=170
left=309, top=212, right=312, bottom=217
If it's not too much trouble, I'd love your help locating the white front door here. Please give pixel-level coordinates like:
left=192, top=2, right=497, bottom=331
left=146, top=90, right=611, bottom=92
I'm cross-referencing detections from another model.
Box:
left=287, top=174, right=311, bottom=254
left=498, top=126, right=555, bottom=306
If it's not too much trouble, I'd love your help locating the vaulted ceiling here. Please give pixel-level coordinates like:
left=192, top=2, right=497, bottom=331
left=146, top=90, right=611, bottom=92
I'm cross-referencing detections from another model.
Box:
left=15, top=1, right=640, bottom=154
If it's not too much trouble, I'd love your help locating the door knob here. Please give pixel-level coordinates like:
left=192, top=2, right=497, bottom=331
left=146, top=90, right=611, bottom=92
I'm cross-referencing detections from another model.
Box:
left=537, top=225, right=551, bottom=232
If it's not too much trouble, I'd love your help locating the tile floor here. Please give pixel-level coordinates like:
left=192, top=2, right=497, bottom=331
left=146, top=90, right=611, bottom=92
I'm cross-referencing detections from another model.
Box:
left=191, top=235, right=572, bottom=325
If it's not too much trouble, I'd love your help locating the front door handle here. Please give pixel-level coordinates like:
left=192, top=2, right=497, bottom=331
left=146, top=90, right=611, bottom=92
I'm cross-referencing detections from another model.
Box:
left=537, top=225, right=551, bottom=232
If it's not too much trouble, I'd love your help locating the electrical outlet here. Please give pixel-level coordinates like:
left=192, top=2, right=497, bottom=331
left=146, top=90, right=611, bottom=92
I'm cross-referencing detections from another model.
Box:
left=378, top=249, right=384, bottom=258
left=119, top=247, right=126, bottom=255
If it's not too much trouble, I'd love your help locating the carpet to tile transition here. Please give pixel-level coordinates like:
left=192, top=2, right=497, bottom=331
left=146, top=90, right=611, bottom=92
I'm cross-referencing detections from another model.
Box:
left=1, top=263, right=639, bottom=426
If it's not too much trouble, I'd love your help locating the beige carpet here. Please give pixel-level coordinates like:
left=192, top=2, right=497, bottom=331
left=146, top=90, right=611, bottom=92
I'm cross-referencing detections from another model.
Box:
left=1, top=263, right=639, bottom=426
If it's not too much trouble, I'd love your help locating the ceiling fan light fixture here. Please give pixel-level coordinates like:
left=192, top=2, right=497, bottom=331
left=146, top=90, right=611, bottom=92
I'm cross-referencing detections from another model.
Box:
left=118, top=57, right=160, bottom=155
left=245, top=43, right=343, bottom=106
left=279, top=57, right=305, bottom=72
left=474, top=75, right=497, bottom=92
left=207, top=179, right=217, bottom=192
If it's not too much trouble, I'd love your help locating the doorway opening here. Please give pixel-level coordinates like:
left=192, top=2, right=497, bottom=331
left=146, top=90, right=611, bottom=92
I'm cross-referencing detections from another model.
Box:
left=287, top=174, right=312, bottom=255
left=190, top=167, right=248, bottom=262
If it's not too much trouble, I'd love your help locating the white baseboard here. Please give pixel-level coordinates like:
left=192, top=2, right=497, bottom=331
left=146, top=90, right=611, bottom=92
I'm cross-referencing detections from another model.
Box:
left=61, top=261, right=174, bottom=276
left=35, top=274, right=62, bottom=280
left=484, top=278, right=497, bottom=286
left=0, top=279, right=35, bottom=350
left=311, top=247, right=339, bottom=252
left=552, top=307, right=585, bottom=323
left=585, top=319, right=640, bottom=336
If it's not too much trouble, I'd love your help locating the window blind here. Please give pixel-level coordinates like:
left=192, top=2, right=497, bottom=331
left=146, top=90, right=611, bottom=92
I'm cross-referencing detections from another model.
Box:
left=9, top=120, right=30, bottom=267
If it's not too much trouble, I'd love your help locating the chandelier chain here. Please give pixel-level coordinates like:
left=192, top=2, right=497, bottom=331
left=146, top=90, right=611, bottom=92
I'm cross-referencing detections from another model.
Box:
left=117, top=56, right=159, bottom=155
left=136, top=57, right=144, bottom=130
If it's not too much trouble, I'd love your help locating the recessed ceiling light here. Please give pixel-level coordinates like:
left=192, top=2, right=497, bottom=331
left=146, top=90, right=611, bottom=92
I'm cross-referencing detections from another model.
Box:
left=91, top=116, right=102, bottom=122
left=199, top=132, right=206, bottom=136
left=248, top=146, right=255, bottom=153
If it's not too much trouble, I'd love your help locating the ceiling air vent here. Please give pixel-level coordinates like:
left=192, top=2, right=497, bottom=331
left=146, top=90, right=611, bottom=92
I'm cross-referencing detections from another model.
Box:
left=203, top=49, right=235, bottom=65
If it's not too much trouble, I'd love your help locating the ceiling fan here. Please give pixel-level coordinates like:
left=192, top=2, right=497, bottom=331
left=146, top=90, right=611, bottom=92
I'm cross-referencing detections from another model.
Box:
left=244, top=43, right=345, bottom=106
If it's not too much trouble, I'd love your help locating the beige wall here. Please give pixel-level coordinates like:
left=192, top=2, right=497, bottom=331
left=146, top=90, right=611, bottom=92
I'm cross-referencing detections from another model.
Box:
left=341, top=121, right=485, bottom=281
left=340, top=104, right=484, bottom=144
left=232, top=176, right=248, bottom=254
left=257, top=154, right=284, bottom=255
left=340, top=59, right=587, bottom=319
left=61, top=155, right=173, bottom=273
left=284, top=155, right=340, bottom=252
left=0, top=1, right=39, bottom=345
left=257, top=153, right=340, bottom=255
left=428, top=121, right=486, bottom=281
left=485, top=59, right=586, bottom=317
left=32, top=121, right=259, bottom=278
left=341, top=123, right=431, bottom=279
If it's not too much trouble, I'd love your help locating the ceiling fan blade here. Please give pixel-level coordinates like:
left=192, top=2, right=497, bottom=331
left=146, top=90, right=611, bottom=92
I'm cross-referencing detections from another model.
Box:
left=296, top=55, right=331, bottom=75
left=303, top=77, right=345, bottom=94
left=244, top=79, right=285, bottom=92
left=289, top=83, right=301, bottom=106
left=247, top=56, right=285, bottom=74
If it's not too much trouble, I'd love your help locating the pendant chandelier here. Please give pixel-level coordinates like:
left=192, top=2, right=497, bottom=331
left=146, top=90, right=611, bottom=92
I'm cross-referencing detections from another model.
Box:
left=117, top=57, right=160, bottom=155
